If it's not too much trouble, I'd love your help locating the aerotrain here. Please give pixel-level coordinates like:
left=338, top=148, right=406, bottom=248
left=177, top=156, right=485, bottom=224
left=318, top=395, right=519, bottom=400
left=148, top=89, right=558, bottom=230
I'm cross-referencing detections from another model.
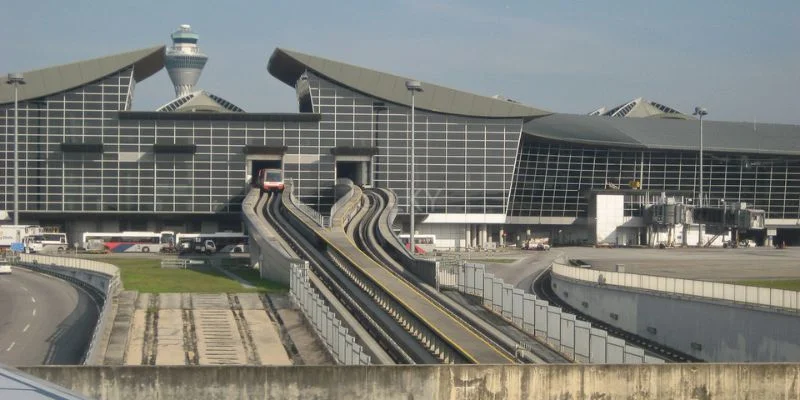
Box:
left=256, top=168, right=285, bottom=191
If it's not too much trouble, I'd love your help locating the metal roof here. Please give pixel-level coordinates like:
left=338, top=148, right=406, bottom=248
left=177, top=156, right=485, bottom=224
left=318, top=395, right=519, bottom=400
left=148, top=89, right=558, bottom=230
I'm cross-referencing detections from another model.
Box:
left=523, top=113, right=800, bottom=155
left=156, top=90, right=245, bottom=113
left=590, top=97, right=691, bottom=119
left=267, top=48, right=551, bottom=119
left=0, top=45, right=165, bottom=105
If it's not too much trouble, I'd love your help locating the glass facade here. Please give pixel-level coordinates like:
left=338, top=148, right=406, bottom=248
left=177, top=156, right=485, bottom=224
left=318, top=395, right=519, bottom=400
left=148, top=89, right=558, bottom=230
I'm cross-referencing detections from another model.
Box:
left=305, top=71, right=523, bottom=216
left=3, top=61, right=799, bottom=227
left=509, top=135, right=800, bottom=220
left=1, top=68, right=134, bottom=214
left=0, top=66, right=318, bottom=215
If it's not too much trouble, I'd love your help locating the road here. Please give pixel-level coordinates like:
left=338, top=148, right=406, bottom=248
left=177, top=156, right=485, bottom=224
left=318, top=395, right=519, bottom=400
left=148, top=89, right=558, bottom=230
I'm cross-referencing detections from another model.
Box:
left=469, top=249, right=564, bottom=291
left=0, top=267, right=99, bottom=366
left=472, top=246, right=800, bottom=288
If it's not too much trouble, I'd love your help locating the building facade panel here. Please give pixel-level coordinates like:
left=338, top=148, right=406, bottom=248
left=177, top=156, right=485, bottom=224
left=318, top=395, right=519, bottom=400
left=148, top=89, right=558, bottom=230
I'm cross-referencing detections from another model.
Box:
left=509, top=135, right=800, bottom=221
left=304, top=71, right=523, bottom=216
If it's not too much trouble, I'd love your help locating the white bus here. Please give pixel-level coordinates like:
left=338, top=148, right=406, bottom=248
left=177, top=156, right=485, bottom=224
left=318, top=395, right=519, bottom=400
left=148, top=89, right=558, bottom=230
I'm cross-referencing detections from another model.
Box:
left=176, top=232, right=249, bottom=254
left=23, top=232, right=69, bottom=253
left=82, top=231, right=176, bottom=253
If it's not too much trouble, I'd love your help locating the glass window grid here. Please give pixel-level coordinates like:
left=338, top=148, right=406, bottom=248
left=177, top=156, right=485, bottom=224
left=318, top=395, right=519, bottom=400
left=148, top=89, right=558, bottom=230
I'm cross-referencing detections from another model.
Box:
left=307, top=72, right=522, bottom=216
left=6, top=66, right=799, bottom=222
left=508, top=136, right=800, bottom=220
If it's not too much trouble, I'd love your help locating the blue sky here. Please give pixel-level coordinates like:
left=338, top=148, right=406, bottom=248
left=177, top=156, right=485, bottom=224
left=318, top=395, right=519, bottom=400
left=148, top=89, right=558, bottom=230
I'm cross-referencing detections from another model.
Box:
left=1, top=0, right=798, bottom=124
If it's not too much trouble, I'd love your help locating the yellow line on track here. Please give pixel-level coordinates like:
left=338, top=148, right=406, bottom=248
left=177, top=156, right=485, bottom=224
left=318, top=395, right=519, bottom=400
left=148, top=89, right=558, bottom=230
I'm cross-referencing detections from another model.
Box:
left=283, top=189, right=515, bottom=364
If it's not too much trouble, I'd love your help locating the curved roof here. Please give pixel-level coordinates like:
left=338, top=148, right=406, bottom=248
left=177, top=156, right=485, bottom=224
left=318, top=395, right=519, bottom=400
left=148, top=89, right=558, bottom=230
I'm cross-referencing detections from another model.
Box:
left=523, top=113, right=800, bottom=155
left=0, top=45, right=164, bottom=105
left=267, top=48, right=551, bottom=119
left=156, top=90, right=245, bottom=113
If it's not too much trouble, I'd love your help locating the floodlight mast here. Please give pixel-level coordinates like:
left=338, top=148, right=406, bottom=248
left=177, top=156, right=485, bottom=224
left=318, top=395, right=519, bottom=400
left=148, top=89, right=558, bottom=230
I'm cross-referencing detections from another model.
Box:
left=693, top=106, right=708, bottom=246
left=405, top=80, right=423, bottom=253
left=6, top=73, right=26, bottom=227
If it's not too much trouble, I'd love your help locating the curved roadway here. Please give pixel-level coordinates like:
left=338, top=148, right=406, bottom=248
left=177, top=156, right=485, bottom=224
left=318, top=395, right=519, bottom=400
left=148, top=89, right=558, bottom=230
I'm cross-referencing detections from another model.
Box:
left=0, top=267, right=98, bottom=366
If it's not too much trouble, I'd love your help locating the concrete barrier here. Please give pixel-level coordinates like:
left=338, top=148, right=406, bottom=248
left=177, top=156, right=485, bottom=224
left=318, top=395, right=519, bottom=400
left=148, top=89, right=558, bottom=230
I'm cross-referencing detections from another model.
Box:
left=19, top=364, right=800, bottom=399
left=551, top=272, right=800, bottom=362
left=242, top=188, right=304, bottom=284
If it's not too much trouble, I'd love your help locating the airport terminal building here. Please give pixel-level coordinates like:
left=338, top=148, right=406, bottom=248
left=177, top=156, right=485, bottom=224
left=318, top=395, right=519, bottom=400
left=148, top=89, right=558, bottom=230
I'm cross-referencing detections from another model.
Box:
left=2, top=44, right=800, bottom=248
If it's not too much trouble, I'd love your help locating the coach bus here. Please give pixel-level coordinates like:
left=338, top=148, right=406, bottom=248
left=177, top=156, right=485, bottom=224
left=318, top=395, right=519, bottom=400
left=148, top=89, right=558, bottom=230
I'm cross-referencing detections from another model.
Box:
left=23, top=232, right=69, bottom=253
left=82, top=231, right=176, bottom=253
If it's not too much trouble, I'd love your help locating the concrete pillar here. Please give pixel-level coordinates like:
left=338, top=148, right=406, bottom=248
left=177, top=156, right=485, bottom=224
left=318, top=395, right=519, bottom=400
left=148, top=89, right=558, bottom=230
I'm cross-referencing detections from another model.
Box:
left=469, top=224, right=478, bottom=248
left=480, top=224, right=488, bottom=248
left=361, top=161, right=369, bottom=186
left=499, top=227, right=504, bottom=247
left=465, top=225, right=472, bottom=250
left=681, top=224, right=689, bottom=247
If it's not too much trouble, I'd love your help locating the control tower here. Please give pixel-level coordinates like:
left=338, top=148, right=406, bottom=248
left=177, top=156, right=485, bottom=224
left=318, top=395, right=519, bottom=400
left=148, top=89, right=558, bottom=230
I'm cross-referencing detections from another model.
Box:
left=165, top=24, right=208, bottom=97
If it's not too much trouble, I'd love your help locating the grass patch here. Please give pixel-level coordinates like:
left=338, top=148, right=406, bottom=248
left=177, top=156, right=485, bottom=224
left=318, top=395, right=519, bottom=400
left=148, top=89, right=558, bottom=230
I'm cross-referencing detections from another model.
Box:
left=731, top=279, right=800, bottom=291
left=225, top=264, right=287, bottom=292
left=100, top=256, right=287, bottom=293
left=462, top=258, right=518, bottom=264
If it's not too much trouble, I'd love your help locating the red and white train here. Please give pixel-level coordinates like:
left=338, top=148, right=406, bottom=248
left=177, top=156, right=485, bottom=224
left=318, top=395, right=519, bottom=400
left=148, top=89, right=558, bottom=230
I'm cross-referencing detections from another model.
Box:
left=256, top=168, right=285, bottom=191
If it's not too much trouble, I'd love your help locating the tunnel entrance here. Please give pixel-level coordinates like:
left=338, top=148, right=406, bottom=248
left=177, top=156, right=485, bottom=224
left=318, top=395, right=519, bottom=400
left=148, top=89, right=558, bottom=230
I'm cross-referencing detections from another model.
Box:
left=336, top=159, right=371, bottom=187
left=249, top=158, right=283, bottom=186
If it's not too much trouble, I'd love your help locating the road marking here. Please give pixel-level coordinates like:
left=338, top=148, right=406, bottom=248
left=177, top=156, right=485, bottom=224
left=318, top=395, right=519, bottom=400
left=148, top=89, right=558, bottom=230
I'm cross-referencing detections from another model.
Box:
left=31, top=297, right=36, bottom=303
left=32, top=309, right=36, bottom=316
left=6, top=342, right=14, bottom=352
left=22, top=287, right=29, bottom=292
left=23, top=324, right=30, bottom=333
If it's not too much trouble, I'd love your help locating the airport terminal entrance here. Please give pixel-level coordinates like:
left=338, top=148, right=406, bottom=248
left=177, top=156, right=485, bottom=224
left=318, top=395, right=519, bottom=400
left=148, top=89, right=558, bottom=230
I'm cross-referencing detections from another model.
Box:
left=335, top=155, right=372, bottom=187
left=249, top=159, right=283, bottom=185
left=245, top=146, right=286, bottom=186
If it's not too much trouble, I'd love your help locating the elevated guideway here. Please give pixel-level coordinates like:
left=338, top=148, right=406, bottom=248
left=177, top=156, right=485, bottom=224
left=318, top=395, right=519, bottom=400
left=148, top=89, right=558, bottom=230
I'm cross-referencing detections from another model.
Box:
left=242, top=188, right=396, bottom=364
left=281, top=181, right=515, bottom=364
left=260, top=191, right=407, bottom=364
left=355, top=188, right=569, bottom=364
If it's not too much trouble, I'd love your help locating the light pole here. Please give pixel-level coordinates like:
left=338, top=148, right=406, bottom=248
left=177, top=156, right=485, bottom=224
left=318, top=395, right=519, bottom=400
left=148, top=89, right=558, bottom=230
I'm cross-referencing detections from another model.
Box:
left=693, top=106, right=708, bottom=246
left=6, top=73, right=26, bottom=227
left=405, top=80, right=423, bottom=253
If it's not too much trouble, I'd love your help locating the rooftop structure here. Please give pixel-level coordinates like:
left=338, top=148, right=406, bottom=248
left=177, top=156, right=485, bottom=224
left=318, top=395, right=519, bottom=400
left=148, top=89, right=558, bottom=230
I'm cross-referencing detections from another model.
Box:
left=165, top=24, right=208, bottom=97
left=589, top=97, right=691, bottom=119
left=156, top=90, right=245, bottom=113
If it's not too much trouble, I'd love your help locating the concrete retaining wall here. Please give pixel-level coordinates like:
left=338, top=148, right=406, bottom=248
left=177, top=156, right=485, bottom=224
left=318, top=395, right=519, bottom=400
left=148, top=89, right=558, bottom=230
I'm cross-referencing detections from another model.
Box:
left=25, top=262, right=111, bottom=294
left=19, top=364, right=800, bottom=399
left=551, top=274, right=800, bottom=362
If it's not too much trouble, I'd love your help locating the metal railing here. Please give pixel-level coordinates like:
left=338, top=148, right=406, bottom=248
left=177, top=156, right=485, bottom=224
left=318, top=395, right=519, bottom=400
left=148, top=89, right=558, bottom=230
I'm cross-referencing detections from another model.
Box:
left=289, top=262, right=371, bottom=365
left=552, top=263, right=800, bottom=314
left=15, top=254, right=121, bottom=365
left=160, top=258, right=188, bottom=269
left=287, top=178, right=330, bottom=228
left=458, top=262, right=664, bottom=364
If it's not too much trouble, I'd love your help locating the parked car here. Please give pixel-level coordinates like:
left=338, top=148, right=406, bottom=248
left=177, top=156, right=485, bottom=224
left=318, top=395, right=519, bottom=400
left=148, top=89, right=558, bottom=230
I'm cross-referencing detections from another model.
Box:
left=0, top=264, right=12, bottom=274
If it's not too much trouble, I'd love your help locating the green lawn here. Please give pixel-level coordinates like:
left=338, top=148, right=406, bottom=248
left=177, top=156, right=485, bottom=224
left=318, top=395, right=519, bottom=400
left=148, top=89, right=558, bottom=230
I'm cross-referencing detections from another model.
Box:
left=732, top=279, right=800, bottom=291
left=100, top=256, right=287, bottom=293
